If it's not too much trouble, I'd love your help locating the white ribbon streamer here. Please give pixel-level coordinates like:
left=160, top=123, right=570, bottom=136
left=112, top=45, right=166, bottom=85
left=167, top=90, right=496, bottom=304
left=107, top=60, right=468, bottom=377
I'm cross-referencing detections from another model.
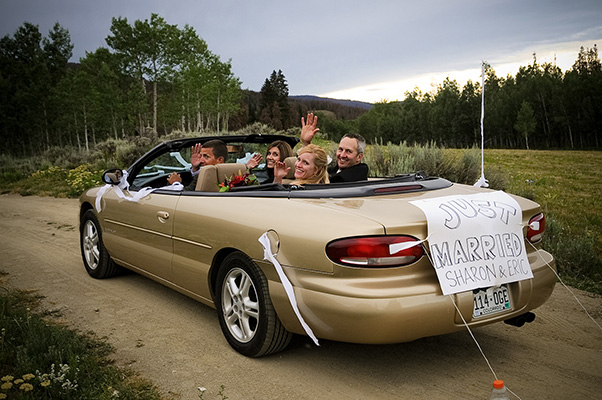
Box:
left=159, top=182, right=184, bottom=191
left=96, top=170, right=130, bottom=212
left=474, top=62, right=489, bottom=188
left=389, top=236, right=429, bottom=254
left=112, top=185, right=157, bottom=203
left=258, top=232, right=319, bottom=346
left=95, top=170, right=177, bottom=212
left=95, top=184, right=111, bottom=212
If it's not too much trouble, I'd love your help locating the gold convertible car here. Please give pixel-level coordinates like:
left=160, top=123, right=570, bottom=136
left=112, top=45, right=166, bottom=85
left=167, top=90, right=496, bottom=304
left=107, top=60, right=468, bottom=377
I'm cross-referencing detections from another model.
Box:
left=79, top=134, right=557, bottom=357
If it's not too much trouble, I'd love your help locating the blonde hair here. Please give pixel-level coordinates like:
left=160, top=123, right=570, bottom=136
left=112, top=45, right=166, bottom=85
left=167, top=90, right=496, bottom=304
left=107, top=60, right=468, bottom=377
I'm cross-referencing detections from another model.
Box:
left=293, top=144, right=330, bottom=185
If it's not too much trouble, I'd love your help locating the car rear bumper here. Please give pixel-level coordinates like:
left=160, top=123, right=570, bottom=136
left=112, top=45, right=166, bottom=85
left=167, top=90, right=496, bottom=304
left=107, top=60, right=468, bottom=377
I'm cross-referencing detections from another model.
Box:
left=265, top=249, right=556, bottom=344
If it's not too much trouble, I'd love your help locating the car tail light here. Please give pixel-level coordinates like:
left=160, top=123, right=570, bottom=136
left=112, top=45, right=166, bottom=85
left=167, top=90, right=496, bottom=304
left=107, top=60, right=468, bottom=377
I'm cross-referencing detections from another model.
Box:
left=527, top=213, right=546, bottom=243
left=326, top=235, right=424, bottom=268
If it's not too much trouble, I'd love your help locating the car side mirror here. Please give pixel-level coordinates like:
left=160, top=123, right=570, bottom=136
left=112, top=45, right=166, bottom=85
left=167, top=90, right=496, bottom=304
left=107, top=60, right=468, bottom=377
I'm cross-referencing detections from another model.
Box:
left=102, top=168, right=123, bottom=185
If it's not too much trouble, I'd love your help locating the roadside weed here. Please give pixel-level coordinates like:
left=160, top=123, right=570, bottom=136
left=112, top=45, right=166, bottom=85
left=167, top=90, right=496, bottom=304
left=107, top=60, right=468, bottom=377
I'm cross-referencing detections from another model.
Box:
left=0, top=282, right=167, bottom=400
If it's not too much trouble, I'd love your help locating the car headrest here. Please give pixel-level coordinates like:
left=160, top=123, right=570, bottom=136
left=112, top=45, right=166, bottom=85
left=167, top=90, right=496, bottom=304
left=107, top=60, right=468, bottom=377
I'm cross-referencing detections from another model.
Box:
left=217, top=163, right=248, bottom=184
left=283, top=156, right=296, bottom=179
left=194, top=163, right=247, bottom=192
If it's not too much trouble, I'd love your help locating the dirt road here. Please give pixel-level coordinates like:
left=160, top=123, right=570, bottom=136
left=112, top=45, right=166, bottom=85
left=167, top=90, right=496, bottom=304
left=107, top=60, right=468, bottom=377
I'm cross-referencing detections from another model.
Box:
left=0, top=193, right=601, bottom=399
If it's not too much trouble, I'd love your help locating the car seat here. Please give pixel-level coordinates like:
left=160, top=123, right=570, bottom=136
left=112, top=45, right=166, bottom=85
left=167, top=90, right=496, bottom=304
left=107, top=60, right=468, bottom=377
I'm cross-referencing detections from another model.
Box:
left=194, top=163, right=247, bottom=192
left=282, top=156, right=296, bottom=184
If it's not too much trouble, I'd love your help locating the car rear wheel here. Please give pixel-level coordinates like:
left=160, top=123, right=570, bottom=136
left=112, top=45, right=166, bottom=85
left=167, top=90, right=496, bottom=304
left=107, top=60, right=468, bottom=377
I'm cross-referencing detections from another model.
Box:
left=216, top=251, right=292, bottom=357
left=80, top=209, right=120, bottom=279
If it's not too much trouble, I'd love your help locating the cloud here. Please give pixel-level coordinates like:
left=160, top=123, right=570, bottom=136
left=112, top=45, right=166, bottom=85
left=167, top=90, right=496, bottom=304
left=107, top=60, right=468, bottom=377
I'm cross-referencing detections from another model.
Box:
left=1, top=0, right=601, bottom=103
left=321, top=37, right=602, bottom=103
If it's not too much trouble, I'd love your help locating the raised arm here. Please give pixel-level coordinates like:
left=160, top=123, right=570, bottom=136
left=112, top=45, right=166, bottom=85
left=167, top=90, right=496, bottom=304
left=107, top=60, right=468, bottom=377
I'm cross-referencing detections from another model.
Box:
left=300, top=113, right=319, bottom=146
left=272, top=160, right=291, bottom=184
left=190, top=143, right=203, bottom=173
left=246, top=153, right=263, bottom=170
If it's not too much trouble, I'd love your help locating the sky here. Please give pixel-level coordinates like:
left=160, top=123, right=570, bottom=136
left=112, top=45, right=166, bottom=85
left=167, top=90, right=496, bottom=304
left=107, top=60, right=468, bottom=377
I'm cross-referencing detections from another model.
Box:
left=1, top=0, right=602, bottom=103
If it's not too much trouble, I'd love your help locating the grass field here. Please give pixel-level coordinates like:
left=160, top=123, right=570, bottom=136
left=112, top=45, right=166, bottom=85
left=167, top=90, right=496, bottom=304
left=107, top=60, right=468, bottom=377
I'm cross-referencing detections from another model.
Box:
left=484, top=149, right=602, bottom=248
left=482, top=149, right=602, bottom=292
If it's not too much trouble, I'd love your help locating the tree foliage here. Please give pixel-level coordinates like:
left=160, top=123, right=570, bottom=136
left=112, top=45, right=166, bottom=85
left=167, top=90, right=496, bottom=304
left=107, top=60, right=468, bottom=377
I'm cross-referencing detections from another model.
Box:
left=259, top=69, right=290, bottom=129
left=356, top=49, right=601, bottom=149
left=0, top=16, right=242, bottom=157
left=514, top=101, right=536, bottom=149
left=1, top=17, right=600, bottom=158
left=0, top=22, right=73, bottom=155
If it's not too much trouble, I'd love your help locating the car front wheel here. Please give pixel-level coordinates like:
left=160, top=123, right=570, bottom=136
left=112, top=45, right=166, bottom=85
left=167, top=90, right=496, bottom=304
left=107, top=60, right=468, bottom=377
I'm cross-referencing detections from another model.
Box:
left=80, top=209, right=120, bottom=279
left=216, top=251, right=292, bottom=357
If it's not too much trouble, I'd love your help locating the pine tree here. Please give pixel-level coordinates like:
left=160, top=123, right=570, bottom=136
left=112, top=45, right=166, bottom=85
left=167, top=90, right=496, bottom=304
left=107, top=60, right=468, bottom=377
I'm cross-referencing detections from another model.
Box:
left=514, top=101, right=536, bottom=149
left=259, top=69, right=290, bottom=128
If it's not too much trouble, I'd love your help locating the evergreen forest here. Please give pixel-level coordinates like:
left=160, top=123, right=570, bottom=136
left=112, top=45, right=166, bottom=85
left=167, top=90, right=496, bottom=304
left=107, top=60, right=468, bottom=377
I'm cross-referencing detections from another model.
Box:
left=1, top=14, right=601, bottom=158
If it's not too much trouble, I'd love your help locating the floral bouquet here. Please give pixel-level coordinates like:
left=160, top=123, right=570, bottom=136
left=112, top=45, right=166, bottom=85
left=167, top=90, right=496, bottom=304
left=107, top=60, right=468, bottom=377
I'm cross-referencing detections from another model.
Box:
left=218, top=170, right=259, bottom=192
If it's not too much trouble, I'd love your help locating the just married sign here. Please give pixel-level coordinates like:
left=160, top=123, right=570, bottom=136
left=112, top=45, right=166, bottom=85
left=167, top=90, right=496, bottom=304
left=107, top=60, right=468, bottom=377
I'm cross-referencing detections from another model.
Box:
left=410, top=191, right=533, bottom=295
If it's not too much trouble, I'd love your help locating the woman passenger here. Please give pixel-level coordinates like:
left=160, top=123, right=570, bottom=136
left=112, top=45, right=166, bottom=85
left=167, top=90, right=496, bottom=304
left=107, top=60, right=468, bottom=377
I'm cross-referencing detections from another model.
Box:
left=273, top=144, right=330, bottom=185
left=246, top=140, right=293, bottom=184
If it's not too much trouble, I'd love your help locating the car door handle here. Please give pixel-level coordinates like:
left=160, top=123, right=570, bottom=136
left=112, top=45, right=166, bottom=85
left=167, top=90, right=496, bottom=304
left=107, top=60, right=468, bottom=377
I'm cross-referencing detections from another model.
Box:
left=157, top=211, right=170, bottom=223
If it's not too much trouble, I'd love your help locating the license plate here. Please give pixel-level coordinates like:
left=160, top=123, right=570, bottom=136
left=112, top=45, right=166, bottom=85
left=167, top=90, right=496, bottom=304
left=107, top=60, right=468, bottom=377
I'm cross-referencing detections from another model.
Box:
left=473, top=285, right=511, bottom=318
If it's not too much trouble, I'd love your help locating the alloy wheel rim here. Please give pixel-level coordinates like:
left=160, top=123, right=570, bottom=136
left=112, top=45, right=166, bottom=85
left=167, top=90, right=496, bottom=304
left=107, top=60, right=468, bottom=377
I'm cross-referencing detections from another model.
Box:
left=222, top=267, right=259, bottom=343
left=83, top=220, right=100, bottom=270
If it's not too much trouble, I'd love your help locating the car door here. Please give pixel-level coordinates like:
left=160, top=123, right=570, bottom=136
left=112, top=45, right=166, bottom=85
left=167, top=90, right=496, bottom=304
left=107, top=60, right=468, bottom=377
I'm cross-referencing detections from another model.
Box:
left=100, top=188, right=180, bottom=282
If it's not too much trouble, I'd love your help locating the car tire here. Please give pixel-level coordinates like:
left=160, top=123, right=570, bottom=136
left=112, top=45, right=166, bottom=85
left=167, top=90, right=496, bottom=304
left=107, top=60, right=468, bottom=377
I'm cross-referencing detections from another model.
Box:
left=80, top=209, right=120, bottom=279
left=216, top=251, right=293, bottom=357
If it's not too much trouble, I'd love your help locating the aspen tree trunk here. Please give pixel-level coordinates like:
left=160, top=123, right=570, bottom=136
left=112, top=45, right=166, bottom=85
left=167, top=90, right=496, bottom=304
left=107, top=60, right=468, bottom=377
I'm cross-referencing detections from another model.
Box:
left=74, top=112, right=81, bottom=152
left=153, top=80, right=157, bottom=133
left=43, top=103, right=50, bottom=150
left=216, top=89, right=220, bottom=134
left=139, top=77, right=146, bottom=135
left=112, top=108, right=118, bottom=140
left=82, top=104, right=89, bottom=152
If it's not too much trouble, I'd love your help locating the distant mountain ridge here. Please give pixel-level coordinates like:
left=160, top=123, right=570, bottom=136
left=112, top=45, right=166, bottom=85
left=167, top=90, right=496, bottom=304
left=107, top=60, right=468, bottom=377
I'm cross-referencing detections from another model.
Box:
left=289, top=95, right=373, bottom=110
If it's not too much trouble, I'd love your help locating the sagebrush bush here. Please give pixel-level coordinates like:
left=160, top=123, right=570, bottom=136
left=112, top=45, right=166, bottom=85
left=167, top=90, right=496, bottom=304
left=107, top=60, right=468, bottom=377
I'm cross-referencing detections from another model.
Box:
left=443, top=147, right=508, bottom=190
left=0, top=154, right=39, bottom=178
left=483, top=164, right=508, bottom=191
left=412, top=142, right=455, bottom=178
left=363, top=142, right=507, bottom=188
left=114, top=137, right=155, bottom=168
left=40, top=146, right=91, bottom=170
left=93, top=139, right=120, bottom=162
left=448, top=148, right=480, bottom=184
left=365, top=141, right=414, bottom=176
left=161, top=130, right=205, bottom=141
left=366, top=141, right=461, bottom=178
left=542, top=216, right=602, bottom=293
left=232, top=122, right=279, bottom=136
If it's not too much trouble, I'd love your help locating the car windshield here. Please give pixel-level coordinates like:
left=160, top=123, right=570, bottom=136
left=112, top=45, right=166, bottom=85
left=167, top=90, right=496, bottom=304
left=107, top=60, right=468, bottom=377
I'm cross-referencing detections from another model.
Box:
left=133, top=148, right=193, bottom=188
left=228, top=143, right=270, bottom=167
left=130, top=140, right=275, bottom=189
